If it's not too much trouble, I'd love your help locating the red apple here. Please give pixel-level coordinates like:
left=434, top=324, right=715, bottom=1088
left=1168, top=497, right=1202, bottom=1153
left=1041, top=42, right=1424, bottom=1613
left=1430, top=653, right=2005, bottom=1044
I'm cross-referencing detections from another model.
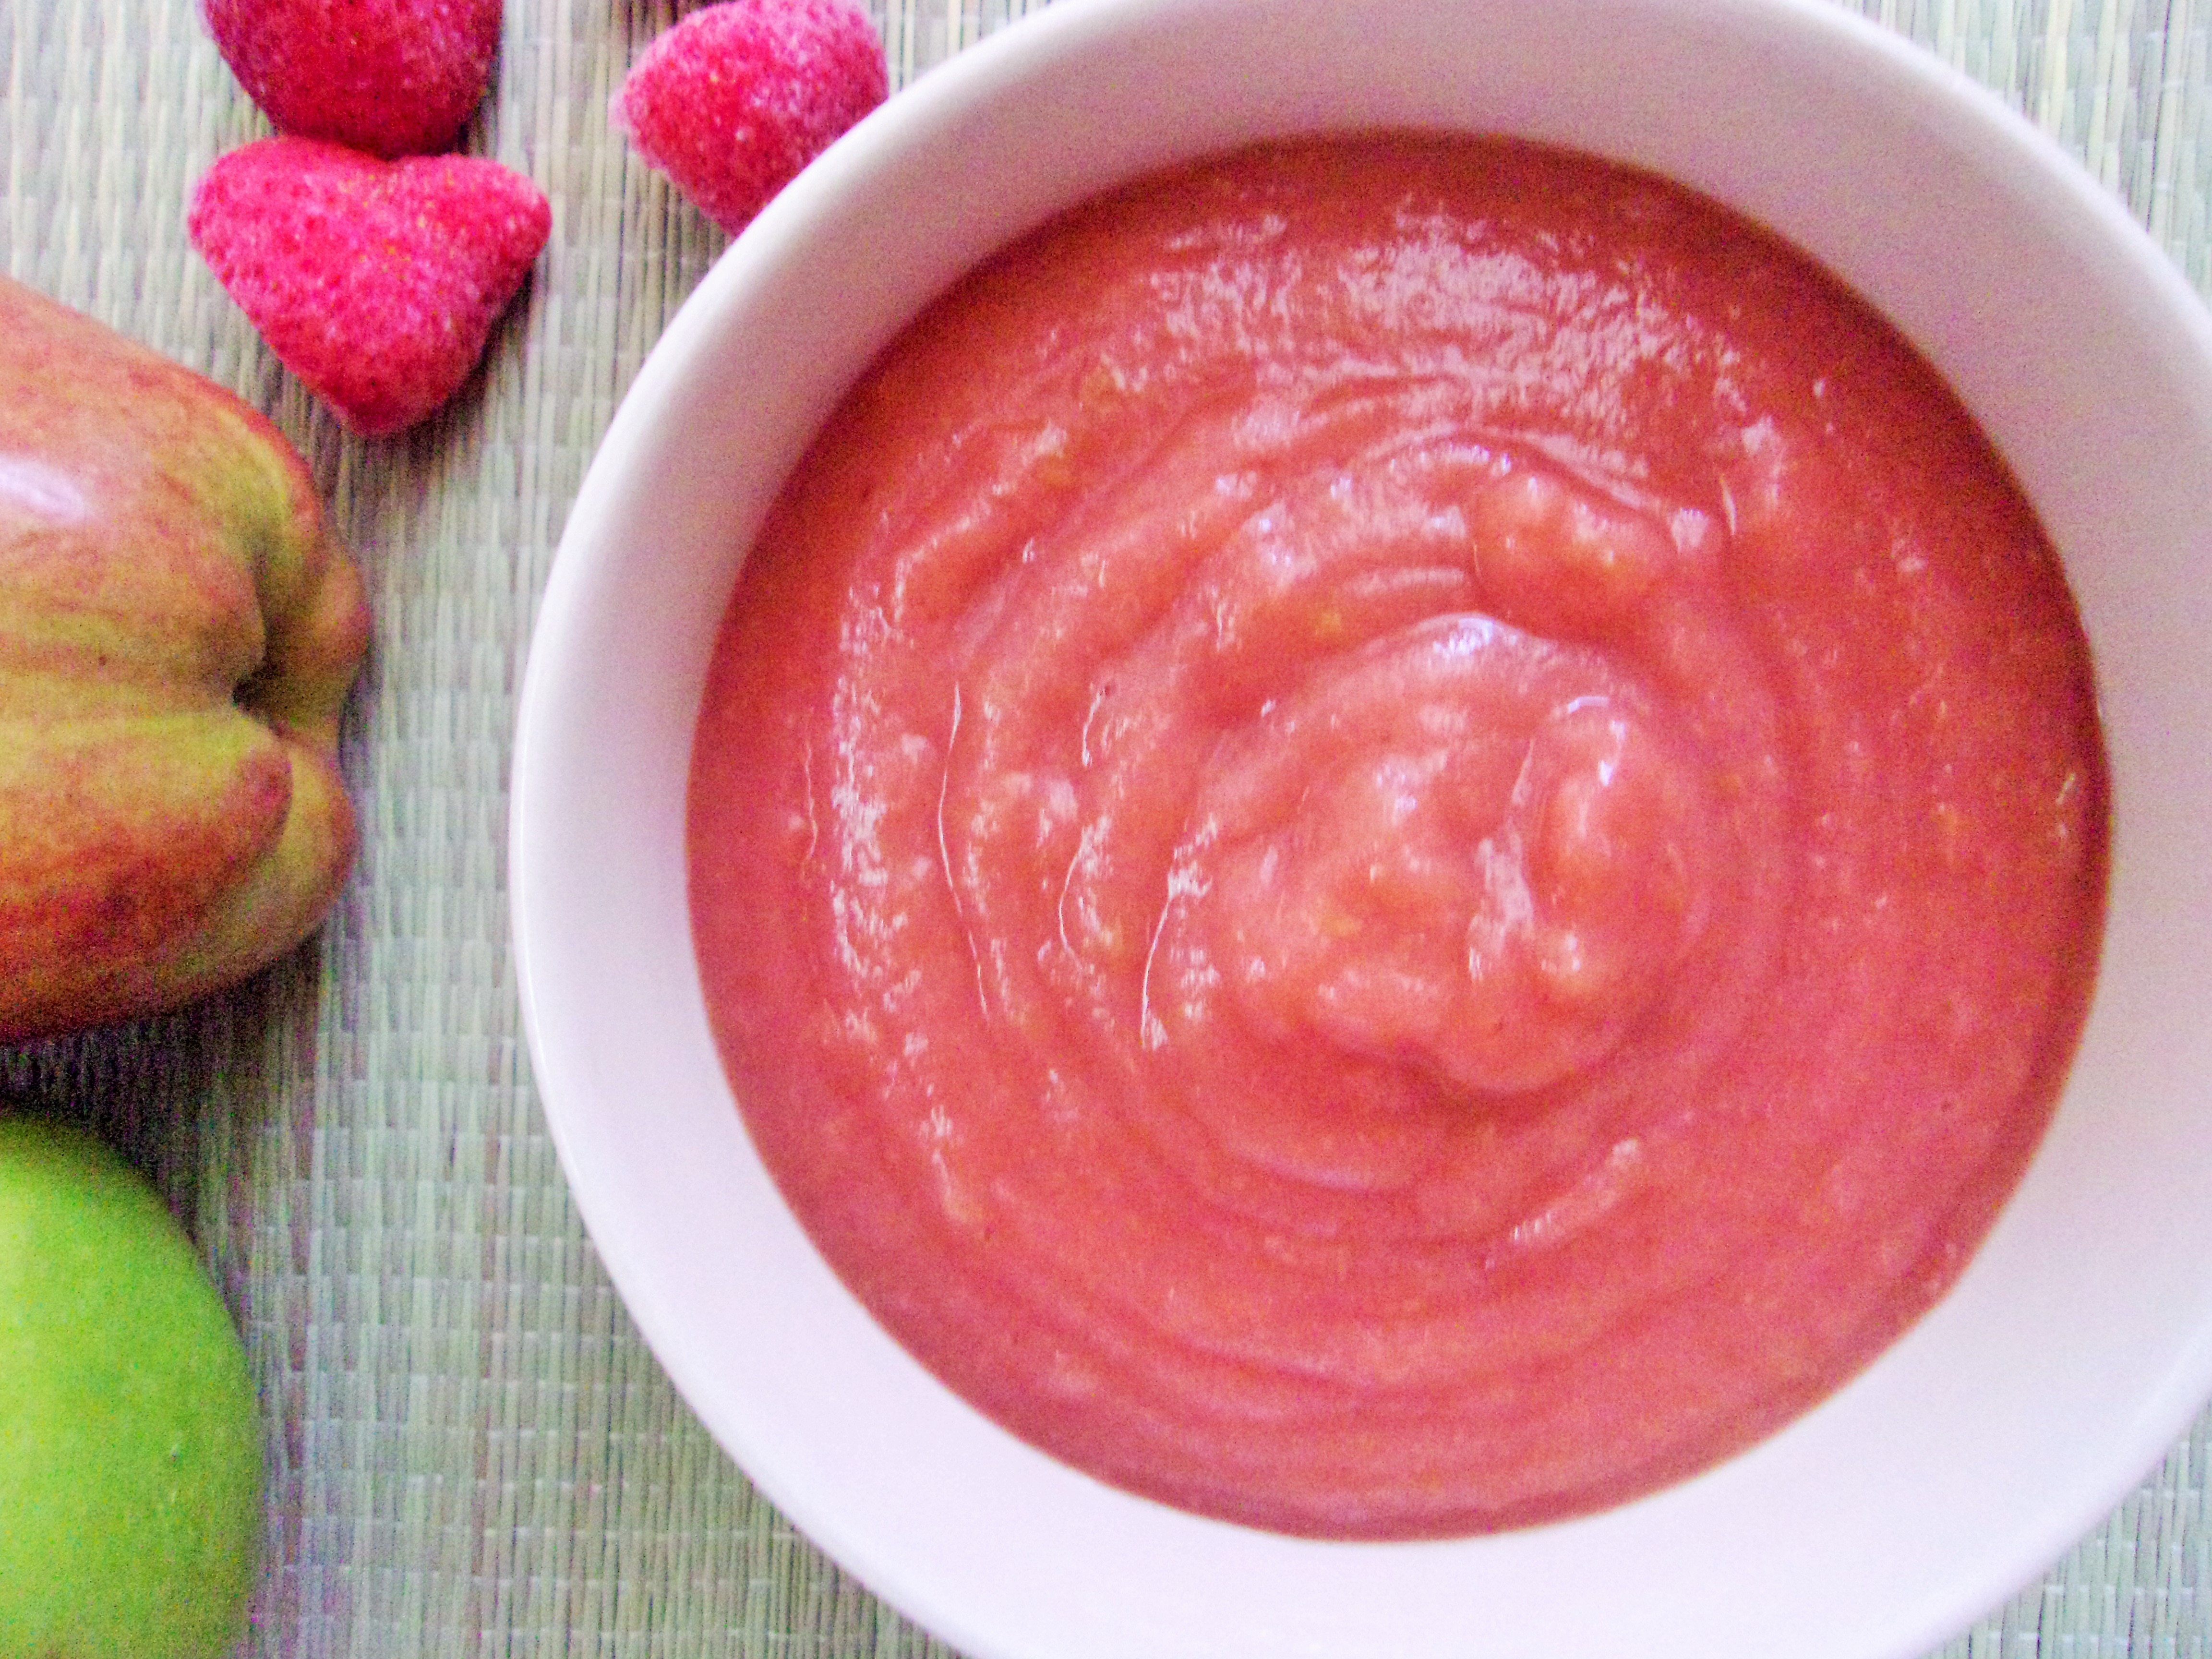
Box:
left=0, top=277, right=369, bottom=1040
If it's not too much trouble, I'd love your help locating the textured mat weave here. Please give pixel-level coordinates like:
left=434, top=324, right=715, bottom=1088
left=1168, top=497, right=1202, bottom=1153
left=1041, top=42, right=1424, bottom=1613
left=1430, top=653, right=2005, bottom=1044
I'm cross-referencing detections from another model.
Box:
left=0, top=0, right=2205, bottom=1653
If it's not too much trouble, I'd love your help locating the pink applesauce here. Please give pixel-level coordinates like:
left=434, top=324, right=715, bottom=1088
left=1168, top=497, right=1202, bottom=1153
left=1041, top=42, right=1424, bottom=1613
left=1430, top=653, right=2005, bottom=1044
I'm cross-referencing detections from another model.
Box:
left=687, top=137, right=2107, bottom=1537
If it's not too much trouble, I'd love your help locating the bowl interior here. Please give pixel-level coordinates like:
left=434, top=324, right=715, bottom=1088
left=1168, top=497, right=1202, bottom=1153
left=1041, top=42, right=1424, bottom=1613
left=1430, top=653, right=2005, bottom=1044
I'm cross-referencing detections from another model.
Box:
left=511, top=1, right=2212, bottom=1655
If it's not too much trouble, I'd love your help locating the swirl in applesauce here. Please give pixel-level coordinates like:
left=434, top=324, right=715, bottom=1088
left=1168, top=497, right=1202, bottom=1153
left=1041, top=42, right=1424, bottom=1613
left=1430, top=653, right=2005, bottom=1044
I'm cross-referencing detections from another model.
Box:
left=688, top=137, right=2107, bottom=1537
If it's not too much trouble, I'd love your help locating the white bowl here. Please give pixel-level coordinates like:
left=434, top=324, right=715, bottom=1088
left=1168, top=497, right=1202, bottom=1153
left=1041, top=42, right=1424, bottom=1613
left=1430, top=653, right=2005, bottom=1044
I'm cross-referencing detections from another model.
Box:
left=510, top=1, right=2212, bottom=1653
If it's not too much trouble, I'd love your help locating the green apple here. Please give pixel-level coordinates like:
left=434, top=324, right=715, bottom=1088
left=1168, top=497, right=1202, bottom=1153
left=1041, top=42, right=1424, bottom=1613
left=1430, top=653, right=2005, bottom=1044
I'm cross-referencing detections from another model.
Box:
left=0, top=276, right=370, bottom=1041
left=0, top=1115, right=261, bottom=1658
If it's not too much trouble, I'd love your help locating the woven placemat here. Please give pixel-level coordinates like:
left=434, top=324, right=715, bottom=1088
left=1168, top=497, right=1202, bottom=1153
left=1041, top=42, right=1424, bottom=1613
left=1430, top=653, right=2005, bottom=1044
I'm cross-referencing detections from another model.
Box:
left=0, top=0, right=2205, bottom=1652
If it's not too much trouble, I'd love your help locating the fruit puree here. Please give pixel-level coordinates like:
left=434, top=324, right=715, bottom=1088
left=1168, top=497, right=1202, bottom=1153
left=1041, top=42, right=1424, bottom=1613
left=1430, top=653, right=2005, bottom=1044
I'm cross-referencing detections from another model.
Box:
left=687, top=136, right=2107, bottom=1537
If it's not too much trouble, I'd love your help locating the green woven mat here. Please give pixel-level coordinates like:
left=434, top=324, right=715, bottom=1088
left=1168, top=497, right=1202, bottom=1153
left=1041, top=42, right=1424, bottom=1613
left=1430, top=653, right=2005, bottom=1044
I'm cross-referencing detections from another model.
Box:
left=0, top=0, right=2206, bottom=1652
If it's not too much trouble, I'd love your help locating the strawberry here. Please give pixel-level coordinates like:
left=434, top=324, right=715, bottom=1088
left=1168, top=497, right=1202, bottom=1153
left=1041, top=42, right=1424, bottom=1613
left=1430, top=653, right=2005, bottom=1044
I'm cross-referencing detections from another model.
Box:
left=202, top=0, right=503, bottom=158
left=190, top=137, right=551, bottom=437
left=613, top=0, right=888, bottom=237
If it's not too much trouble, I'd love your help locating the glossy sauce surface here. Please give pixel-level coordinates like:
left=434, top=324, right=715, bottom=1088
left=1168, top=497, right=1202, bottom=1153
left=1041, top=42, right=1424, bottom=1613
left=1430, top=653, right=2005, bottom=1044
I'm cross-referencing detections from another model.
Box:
left=688, top=137, right=2107, bottom=1537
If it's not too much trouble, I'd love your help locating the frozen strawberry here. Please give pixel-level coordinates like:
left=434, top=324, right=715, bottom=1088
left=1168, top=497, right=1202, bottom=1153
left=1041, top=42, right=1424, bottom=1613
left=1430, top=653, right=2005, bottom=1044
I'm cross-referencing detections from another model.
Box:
left=613, top=0, right=888, bottom=236
left=202, top=0, right=503, bottom=158
left=189, top=138, right=550, bottom=437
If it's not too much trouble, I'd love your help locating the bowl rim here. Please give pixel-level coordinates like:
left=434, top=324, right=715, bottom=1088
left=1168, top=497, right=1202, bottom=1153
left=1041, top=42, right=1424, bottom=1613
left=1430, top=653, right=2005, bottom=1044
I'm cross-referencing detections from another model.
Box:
left=511, top=2, right=2212, bottom=1655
